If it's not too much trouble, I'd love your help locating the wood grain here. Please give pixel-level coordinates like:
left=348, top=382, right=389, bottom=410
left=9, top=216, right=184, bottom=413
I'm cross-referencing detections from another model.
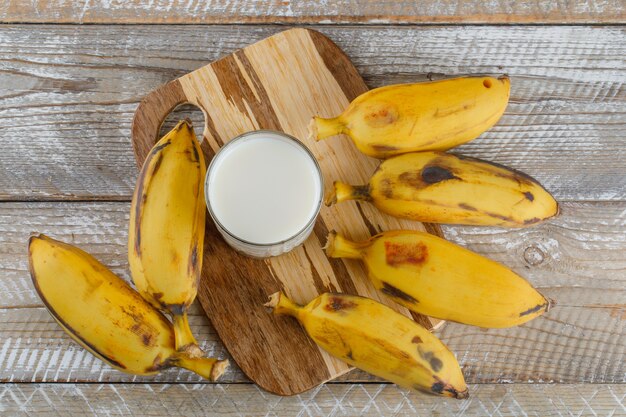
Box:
left=1, top=0, right=624, bottom=24
left=0, top=383, right=624, bottom=416
left=0, top=201, right=623, bottom=384
left=0, top=25, right=624, bottom=201
left=131, top=28, right=441, bottom=395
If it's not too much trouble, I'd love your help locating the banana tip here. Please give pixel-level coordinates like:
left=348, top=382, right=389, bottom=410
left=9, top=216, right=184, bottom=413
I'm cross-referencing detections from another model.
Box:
left=308, top=118, right=320, bottom=142
left=454, top=389, right=470, bottom=400
left=324, top=185, right=338, bottom=206
left=210, top=359, right=229, bottom=381
left=323, top=230, right=337, bottom=256
left=264, top=292, right=282, bottom=310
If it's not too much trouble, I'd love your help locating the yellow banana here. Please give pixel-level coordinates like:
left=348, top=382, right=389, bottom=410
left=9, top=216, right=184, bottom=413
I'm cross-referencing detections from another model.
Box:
left=326, top=230, right=554, bottom=328
left=310, top=76, right=510, bottom=158
left=28, top=234, right=228, bottom=380
left=128, top=120, right=206, bottom=356
left=328, top=151, right=558, bottom=227
left=266, top=292, right=468, bottom=398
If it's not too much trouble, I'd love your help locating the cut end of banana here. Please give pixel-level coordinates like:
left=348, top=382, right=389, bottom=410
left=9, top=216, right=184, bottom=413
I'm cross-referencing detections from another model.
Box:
left=264, top=292, right=282, bottom=310
left=546, top=298, right=556, bottom=313
left=178, top=343, right=205, bottom=359
left=322, top=230, right=337, bottom=256
left=210, top=359, right=229, bottom=381
left=324, top=187, right=338, bottom=206
left=308, top=118, right=319, bottom=142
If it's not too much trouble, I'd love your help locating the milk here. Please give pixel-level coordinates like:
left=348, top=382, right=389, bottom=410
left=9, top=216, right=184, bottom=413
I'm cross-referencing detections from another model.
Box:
left=206, top=131, right=322, bottom=249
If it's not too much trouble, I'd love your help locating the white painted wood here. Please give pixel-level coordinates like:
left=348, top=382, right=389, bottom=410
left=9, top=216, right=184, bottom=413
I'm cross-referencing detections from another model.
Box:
left=0, top=383, right=624, bottom=416
left=0, top=25, right=624, bottom=200
left=0, top=201, right=623, bottom=384
left=0, top=0, right=623, bottom=24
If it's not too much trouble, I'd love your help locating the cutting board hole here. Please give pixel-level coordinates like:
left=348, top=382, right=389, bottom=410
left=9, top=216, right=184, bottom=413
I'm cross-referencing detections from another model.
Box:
left=160, top=104, right=206, bottom=145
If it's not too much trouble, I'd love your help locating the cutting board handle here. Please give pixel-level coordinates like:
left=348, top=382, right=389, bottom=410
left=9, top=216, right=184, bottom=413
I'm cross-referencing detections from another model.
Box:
left=131, top=79, right=188, bottom=167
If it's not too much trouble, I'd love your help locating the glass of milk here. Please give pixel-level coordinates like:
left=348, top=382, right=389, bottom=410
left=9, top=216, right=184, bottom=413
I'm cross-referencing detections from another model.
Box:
left=205, top=130, right=323, bottom=258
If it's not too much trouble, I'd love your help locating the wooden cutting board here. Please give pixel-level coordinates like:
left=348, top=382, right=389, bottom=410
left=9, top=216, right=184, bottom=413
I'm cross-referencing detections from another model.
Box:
left=131, top=28, right=443, bottom=396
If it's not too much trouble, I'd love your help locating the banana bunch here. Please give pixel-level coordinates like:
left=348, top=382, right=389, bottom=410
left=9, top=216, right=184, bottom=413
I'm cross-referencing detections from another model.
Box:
left=128, top=120, right=207, bottom=357
left=286, top=76, right=558, bottom=395
left=28, top=234, right=228, bottom=380
left=327, top=151, right=558, bottom=227
left=266, top=292, right=468, bottom=398
left=310, top=76, right=510, bottom=158
left=326, top=230, right=553, bottom=328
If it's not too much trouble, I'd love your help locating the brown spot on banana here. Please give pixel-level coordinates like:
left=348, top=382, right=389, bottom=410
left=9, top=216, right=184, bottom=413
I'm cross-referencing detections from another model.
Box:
left=421, top=165, right=459, bottom=184
left=325, top=295, right=357, bottom=312
left=523, top=217, right=541, bottom=225
left=380, top=282, right=418, bottom=304
left=371, top=144, right=400, bottom=154
left=434, top=102, right=476, bottom=117
left=524, top=191, right=534, bottom=201
left=418, top=347, right=443, bottom=372
left=484, top=211, right=516, bottom=224
left=379, top=178, right=394, bottom=198
left=384, top=241, right=428, bottom=266
left=431, top=378, right=469, bottom=399
left=458, top=203, right=478, bottom=211
left=519, top=300, right=553, bottom=317
left=364, top=105, right=399, bottom=127
left=146, top=353, right=169, bottom=373
left=398, top=171, right=422, bottom=188
left=188, top=245, right=199, bottom=276
left=191, top=145, right=200, bottom=163
left=141, top=333, right=155, bottom=347
left=411, top=336, right=423, bottom=344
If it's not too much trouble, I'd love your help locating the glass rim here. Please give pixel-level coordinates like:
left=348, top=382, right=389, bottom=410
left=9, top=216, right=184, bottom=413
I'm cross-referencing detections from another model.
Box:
left=204, top=129, right=324, bottom=248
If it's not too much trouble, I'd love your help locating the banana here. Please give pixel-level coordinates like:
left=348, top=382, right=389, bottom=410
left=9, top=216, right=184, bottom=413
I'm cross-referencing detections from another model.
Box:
left=28, top=234, right=228, bottom=380
left=310, top=76, right=510, bottom=158
left=128, top=120, right=206, bottom=356
left=327, top=151, right=558, bottom=227
left=265, top=292, right=468, bottom=398
left=326, top=230, right=554, bottom=328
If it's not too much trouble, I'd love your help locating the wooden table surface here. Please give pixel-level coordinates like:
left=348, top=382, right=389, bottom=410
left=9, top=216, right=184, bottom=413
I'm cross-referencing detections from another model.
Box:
left=0, top=1, right=624, bottom=416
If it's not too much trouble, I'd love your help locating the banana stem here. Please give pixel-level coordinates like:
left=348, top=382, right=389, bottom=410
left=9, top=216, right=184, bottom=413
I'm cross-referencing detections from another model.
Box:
left=309, top=116, right=344, bottom=141
left=172, top=312, right=203, bottom=358
left=325, top=231, right=366, bottom=260
left=326, top=182, right=370, bottom=206
left=264, top=292, right=302, bottom=318
left=174, top=353, right=229, bottom=381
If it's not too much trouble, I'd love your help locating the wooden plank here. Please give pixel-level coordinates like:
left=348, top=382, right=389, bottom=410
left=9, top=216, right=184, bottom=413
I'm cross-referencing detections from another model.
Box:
left=0, top=383, right=624, bottom=416
left=1, top=0, right=624, bottom=24
left=0, top=25, right=624, bottom=201
left=1, top=201, right=624, bottom=384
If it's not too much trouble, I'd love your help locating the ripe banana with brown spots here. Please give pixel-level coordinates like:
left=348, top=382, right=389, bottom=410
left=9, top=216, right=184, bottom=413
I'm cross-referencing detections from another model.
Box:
left=29, top=234, right=228, bottom=380
left=128, top=120, right=207, bottom=357
left=326, top=230, right=554, bottom=328
left=265, top=292, right=468, bottom=398
left=327, top=151, right=558, bottom=227
left=310, top=76, right=510, bottom=158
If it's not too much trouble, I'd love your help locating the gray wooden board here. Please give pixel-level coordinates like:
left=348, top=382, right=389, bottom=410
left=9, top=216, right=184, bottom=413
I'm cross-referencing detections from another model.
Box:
left=0, top=383, right=624, bottom=416
left=1, top=0, right=624, bottom=24
left=0, top=201, right=623, bottom=384
left=0, top=25, right=624, bottom=201
left=1, top=15, right=624, bottom=414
